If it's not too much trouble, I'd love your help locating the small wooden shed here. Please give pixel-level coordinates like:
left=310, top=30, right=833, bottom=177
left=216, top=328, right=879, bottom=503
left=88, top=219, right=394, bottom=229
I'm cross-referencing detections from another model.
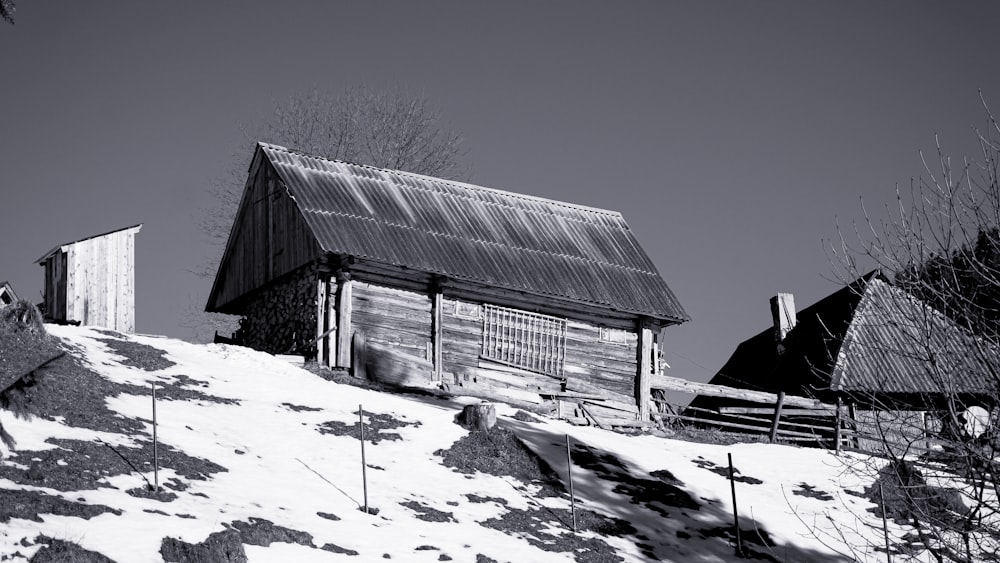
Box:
left=36, top=224, right=141, bottom=333
left=0, top=282, right=17, bottom=307
left=207, top=143, right=689, bottom=425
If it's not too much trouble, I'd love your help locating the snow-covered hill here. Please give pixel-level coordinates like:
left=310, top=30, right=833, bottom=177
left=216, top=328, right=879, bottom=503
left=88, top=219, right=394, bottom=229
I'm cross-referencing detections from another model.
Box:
left=0, top=326, right=900, bottom=562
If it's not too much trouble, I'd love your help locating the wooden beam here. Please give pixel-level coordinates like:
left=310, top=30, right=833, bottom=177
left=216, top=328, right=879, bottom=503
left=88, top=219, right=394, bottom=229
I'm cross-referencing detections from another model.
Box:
left=432, top=287, right=443, bottom=382
left=637, top=322, right=653, bottom=422
left=335, top=271, right=353, bottom=369
left=649, top=374, right=831, bottom=410
left=769, top=391, right=786, bottom=443
left=316, top=277, right=327, bottom=364
left=719, top=407, right=836, bottom=416
left=326, top=277, right=336, bottom=368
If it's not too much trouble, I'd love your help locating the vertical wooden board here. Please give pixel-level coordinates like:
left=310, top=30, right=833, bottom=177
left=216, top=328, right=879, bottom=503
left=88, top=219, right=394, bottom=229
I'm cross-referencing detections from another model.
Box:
left=66, top=246, right=78, bottom=323
left=316, top=278, right=327, bottom=364
left=638, top=325, right=653, bottom=421
left=327, top=278, right=337, bottom=367
left=336, top=277, right=353, bottom=368
left=432, top=290, right=443, bottom=381
left=441, top=297, right=483, bottom=377
left=125, top=230, right=136, bottom=332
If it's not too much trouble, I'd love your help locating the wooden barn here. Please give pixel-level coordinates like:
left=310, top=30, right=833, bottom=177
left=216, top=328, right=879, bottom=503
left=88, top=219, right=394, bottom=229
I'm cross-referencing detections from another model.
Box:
left=36, top=224, right=141, bottom=333
left=686, top=272, right=999, bottom=450
left=206, top=143, right=689, bottom=425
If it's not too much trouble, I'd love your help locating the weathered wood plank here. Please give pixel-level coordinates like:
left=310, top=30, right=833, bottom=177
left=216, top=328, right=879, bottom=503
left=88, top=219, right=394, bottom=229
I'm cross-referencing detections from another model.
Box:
left=432, top=290, right=443, bottom=381
left=335, top=274, right=353, bottom=369
left=719, top=407, right=836, bottom=416
left=649, top=374, right=830, bottom=409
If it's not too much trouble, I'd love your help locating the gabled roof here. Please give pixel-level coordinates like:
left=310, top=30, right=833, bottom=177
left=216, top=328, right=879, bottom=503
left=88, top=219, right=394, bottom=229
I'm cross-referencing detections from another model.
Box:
left=251, top=143, right=689, bottom=322
left=700, top=272, right=997, bottom=400
left=830, top=276, right=997, bottom=394
left=35, top=224, right=143, bottom=264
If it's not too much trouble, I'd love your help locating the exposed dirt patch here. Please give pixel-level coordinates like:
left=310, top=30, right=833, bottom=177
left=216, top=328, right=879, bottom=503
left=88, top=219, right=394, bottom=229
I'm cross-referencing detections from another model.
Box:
left=161, top=517, right=322, bottom=562
left=317, top=511, right=340, bottom=521
left=399, top=500, right=456, bottom=522
left=0, top=437, right=226, bottom=492
left=321, top=543, right=359, bottom=556
left=28, top=535, right=116, bottom=563
left=96, top=337, right=176, bottom=371
left=0, top=489, right=121, bottom=523
left=698, top=524, right=780, bottom=561
left=481, top=505, right=632, bottom=563
left=282, top=402, right=322, bottom=412
left=9, top=350, right=150, bottom=435
left=571, top=443, right=700, bottom=515
left=693, top=457, right=763, bottom=484
left=153, top=375, right=239, bottom=405
left=318, top=410, right=421, bottom=444
left=161, top=529, right=246, bottom=563
left=435, top=426, right=566, bottom=497
left=864, top=459, right=968, bottom=528
left=226, top=517, right=314, bottom=547
left=465, top=493, right=508, bottom=505
left=792, top=483, right=834, bottom=501
left=127, top=487, right=178, bottom=502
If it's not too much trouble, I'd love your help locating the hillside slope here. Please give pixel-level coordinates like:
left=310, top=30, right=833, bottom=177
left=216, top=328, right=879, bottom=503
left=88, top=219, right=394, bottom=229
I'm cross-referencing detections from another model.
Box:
left=0, top=326, right=899, bottom=562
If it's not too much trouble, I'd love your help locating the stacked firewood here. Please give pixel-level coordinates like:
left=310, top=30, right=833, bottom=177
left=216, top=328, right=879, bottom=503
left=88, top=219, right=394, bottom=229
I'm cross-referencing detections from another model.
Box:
left=235, top=266, right=318, bottom=357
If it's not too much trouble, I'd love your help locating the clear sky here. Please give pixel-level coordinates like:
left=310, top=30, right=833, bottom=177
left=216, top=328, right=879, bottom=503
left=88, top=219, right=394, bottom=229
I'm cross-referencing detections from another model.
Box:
left=2, top=1, right=999, bottom=385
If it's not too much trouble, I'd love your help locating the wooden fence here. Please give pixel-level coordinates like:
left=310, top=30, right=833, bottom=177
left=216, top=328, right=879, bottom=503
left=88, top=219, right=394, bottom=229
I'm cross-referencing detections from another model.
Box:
left=651, top=375, right=941, bottom=455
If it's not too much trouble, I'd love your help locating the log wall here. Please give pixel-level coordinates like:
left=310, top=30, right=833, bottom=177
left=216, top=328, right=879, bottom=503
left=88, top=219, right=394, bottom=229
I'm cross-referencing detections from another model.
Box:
left=439, top=295, right=641, bottom=422
left=352, top=281, right=432, bottom=362
left=234, top=263, right=318, bottom=356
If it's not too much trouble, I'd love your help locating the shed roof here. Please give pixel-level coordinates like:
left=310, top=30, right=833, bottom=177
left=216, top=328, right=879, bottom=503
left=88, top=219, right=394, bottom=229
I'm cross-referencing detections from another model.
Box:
left=255, top=143, right=689, bottom=322
left=699, top=273, right=997, bottom=401
left=35, top=224, right=143, bottom=264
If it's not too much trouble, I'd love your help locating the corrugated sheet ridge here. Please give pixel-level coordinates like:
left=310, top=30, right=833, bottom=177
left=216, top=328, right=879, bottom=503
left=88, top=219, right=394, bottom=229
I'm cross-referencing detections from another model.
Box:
left=262, top=142, right=624, bottom=220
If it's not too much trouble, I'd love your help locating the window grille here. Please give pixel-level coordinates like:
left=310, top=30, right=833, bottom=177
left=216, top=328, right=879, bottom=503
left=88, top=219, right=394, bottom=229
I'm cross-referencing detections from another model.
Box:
left=481, top=304, right=566, bottom=377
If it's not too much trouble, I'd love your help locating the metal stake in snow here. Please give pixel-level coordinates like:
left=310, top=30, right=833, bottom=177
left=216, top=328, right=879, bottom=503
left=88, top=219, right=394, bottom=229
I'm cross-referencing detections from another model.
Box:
left=880, top=482, right=892, bottom=562
left=566, top=434, right=577, bottom=533
left=152, top=382, right=159, bottom=492
left=360, top=405, right=369, bottom=513
left=728, top=452, right=743, bottom=557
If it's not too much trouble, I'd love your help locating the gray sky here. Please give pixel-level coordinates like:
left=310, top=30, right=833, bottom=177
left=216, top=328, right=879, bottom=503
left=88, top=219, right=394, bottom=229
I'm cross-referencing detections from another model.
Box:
left=2, top=1, right=999, bottom=385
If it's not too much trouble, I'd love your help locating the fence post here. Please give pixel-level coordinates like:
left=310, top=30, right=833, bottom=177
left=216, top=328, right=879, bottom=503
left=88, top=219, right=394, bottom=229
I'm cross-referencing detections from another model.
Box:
left=879, top=482, right=892, bottom=562
left=769, top=391, right=785, bottom=443
left=152, top=382, right=159, bottom=492
left=565, top=434, right=577, bottom=533
left=834, top=397, right=843, bottom=454
left=728, top=452, right=744, bottom=557
left=360, top=405, right=368, bottom=513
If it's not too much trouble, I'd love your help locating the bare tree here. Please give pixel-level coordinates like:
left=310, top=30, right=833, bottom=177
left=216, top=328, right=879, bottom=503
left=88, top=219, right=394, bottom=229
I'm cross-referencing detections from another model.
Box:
left=190, top=86, right=467, bottom=342
left=0, top=0, right=14, bottom=25
left=826, top=93, right=1000, bottom=562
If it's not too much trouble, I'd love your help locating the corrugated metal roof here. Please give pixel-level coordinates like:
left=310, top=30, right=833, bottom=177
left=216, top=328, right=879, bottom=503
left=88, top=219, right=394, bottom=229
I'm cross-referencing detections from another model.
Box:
left=831, top=277, right=998, bottom=394
left=258, top=143, right=689, bottom=322
left=692, top=273, right=997, bottom=406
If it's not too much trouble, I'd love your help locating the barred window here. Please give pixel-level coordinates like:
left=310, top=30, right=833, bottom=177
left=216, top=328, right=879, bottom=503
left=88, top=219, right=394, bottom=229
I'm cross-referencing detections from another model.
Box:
left=482, top=304, right=566, bottom=377
left=599, top=327, right=628, bottom=345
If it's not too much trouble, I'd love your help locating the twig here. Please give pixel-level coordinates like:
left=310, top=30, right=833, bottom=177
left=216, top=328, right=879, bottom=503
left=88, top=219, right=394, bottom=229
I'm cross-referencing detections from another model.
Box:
left=96, top=438, right=153, bottom=490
